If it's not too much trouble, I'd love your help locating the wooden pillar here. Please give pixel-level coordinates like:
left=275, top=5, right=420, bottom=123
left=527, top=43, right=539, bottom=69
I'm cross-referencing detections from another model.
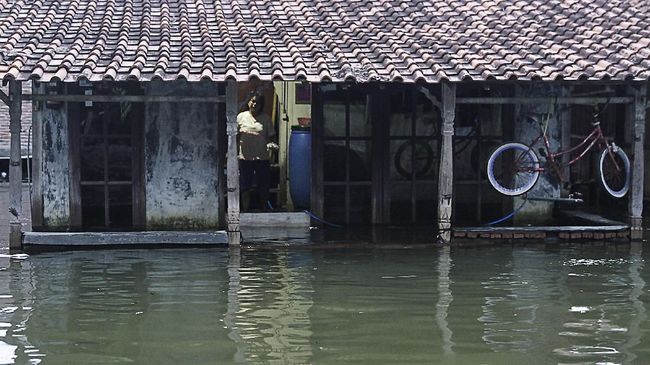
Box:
left=560, top=86, right=572, bottom=183
left=31, top=83, right=43, bottom=229
left=8, top=80, right=23, bottom=250
left=437, top=82, right=456, bottom=243
left=225, top=80, right=241, bottom=245
left=628, top=85, right=647, bottom=240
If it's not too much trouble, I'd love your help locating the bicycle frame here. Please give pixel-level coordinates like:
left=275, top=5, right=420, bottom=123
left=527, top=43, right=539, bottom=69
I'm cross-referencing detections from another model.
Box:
left=525, top=121, right=616, bottom=182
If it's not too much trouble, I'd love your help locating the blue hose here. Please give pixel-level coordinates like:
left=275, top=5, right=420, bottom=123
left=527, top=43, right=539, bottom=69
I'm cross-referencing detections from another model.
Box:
left=483, top=198, right=528, bottom=226
left=303, top=210, right=344, bottom=228
left=265, top=200, right=343, bottom=228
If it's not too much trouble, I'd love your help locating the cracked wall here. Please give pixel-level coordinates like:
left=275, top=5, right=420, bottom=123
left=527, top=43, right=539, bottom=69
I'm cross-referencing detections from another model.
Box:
left=145, top=81, right=221, bottom=230
left=35, top=84, right=70, bottom=229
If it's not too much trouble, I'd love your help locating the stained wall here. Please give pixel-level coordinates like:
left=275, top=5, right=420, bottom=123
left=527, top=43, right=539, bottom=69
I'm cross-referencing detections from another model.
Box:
left=34, top=84, right=70, bottom=229
left=144, top=81, right=222, bottom=230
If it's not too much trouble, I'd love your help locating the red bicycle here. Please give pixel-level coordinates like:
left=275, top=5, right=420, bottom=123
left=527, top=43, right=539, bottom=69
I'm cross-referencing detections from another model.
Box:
left=487, top=111, right=630, bottom=198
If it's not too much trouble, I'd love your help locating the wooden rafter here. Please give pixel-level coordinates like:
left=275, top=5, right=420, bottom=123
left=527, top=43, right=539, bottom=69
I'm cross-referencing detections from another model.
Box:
left=0, top=89, right=8, bottom=105
left=24, top=94, right=226, bottom=103
left=456, top=96, right=633, bottom=104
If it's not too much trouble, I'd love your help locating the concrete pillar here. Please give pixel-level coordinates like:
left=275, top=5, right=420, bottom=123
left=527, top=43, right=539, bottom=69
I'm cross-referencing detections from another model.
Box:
left=628, top=85, right=646, bottom=240
left=513, top=85, right=562, bottom=225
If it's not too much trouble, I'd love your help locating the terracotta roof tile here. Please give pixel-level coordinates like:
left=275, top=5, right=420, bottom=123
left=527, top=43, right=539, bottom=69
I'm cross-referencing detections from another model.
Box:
left=0, top=0, right=648, bottom=83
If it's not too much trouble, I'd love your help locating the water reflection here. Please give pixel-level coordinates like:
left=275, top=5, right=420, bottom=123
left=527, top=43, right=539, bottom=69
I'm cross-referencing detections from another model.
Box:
left=227, top=248, right=314, bottom=363
left=0, top=244, right=647, bottom=363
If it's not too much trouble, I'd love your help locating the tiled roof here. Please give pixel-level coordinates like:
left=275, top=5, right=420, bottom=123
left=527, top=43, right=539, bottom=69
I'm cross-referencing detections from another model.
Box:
left=0, top=0, right=648, bottom=83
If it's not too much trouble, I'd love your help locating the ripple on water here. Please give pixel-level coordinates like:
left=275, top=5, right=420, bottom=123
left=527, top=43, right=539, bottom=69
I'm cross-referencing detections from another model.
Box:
left=0, top=340, right=16, bottom=365
left=554, top=345, right=620, bottom=357
left=564, top=258, right=638, bottom=267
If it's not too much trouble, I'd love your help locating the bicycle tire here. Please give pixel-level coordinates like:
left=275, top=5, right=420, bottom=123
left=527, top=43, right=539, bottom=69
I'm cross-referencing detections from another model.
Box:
left=598, top=145, right=630, bottom=198
left=487, top=142, right=540, bottom=196
left=394, top=140, right=435, bottom=179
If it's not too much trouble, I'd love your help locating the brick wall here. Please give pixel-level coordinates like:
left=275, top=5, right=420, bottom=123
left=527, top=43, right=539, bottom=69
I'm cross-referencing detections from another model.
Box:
left=0, top=83, right=33, bottom=158
left=0, top=184, right=32, bottom=250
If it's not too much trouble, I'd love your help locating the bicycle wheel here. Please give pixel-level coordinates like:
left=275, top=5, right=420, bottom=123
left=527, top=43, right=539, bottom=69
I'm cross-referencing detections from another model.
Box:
left=394, top=140, right=435, bottom=179
left=487, top=142, right=540, bottom=196
left=598, top=145, right=630, bottom=198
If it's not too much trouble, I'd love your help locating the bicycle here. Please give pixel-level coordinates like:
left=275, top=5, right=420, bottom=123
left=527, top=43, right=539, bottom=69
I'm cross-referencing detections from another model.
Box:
left=486, top=109, right=630, bottom=198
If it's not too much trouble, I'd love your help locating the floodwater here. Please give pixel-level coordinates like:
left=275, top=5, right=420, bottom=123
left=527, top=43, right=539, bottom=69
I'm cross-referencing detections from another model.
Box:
left=0, top=243, right=649, bottom=364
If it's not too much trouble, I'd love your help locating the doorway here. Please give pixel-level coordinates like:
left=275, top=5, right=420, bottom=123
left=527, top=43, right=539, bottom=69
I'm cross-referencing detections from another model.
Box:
left=68, top=82, right=145, bottom=230
left=314, top=84, right=440, bottom=226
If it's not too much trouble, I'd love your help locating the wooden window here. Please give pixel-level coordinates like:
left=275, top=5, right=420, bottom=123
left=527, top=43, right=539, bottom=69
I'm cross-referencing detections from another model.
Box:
left=69, top=82, right=145, bottom=230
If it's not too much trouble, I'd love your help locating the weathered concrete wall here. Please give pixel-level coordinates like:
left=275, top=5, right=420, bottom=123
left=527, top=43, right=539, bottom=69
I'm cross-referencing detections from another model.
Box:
left=514, top=85, right=562, bottom=225
left=145, top=81, right=221, bottom=230
left=35, top=85, right=70, bottom=229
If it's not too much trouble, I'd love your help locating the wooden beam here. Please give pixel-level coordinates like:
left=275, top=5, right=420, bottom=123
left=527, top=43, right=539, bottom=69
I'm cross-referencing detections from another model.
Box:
left=0, top=89, right=8, bottom=106
left=437, top=82, right=456, bottom=244
left=22, top=94, right=633, bottom=106
left=67, top=89, right=82, bottom=229
left=628, top=85, right=647, bottom=240
left=8, top=80, right=22, bottom=250
left=456, top=96, right=632, bottom=105
left=31, top=84, right=43, bottom=228
left=310, top=85, right=324, bottom=223
left=24, top=94, right=227, bottom=103
left=560, top=86, right=572, bottom=182
left=225, top=80, right=241, bottom=245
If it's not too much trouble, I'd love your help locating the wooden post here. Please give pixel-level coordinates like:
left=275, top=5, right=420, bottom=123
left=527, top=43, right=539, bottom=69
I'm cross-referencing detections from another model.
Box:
left=628, top=85, right=647, bottom=240
left=225, top=80, right=241, bottom=245
left=31, top=83, right=43, bottom=229
left=560, top=86, right=572, bottom=183
left=8, top=80, right=23, bottom=250
left=437, top=82, right=456, bottom=244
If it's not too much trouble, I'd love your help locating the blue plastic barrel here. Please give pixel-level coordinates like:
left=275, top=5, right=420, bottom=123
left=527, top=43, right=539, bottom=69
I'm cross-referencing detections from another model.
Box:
left=289, top=129, right=311, bottom=209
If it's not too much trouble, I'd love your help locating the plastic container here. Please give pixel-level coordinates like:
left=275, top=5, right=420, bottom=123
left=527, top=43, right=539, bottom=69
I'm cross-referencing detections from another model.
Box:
left=289, top=127, right=311, bottom=209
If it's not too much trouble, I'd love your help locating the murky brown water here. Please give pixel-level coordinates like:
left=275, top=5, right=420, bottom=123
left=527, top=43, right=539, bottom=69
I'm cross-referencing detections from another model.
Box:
left=0, top=243, right=648, bottom=364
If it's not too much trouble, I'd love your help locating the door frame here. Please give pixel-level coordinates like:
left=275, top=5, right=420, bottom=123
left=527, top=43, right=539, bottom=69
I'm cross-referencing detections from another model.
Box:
left=68, top=82, right=146, bottom=231
left=311, top=83, right=440, bottom=226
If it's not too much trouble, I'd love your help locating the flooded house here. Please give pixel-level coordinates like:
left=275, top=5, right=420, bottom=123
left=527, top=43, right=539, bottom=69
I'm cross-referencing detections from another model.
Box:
left=0, top=0, right=649, bottom=249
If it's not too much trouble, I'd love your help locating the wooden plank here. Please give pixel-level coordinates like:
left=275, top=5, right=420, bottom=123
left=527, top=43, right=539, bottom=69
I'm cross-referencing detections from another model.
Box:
left=31, top=84, right=44, bottom=229
left=24, top=94, right=227, bottom=103
left=628, top=85, right=646, bottom=240
left=67, top=90, right=82, bottom=229
left=225, top=80, right=241, bottom=246
left=437, top=82, right=456, bottom=243
left=456, top=96, right=633, bottom=105
left=558, top=210, right=626, bottom=226
left=239, top=226, right=312, bottom=244
left=132, top=102, right=146, bottom=229
left=23, top=231, right=229, bottom=246
left=455, top=225, right=629, bottom=233
left=8, top=80, right=22, bottom=250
